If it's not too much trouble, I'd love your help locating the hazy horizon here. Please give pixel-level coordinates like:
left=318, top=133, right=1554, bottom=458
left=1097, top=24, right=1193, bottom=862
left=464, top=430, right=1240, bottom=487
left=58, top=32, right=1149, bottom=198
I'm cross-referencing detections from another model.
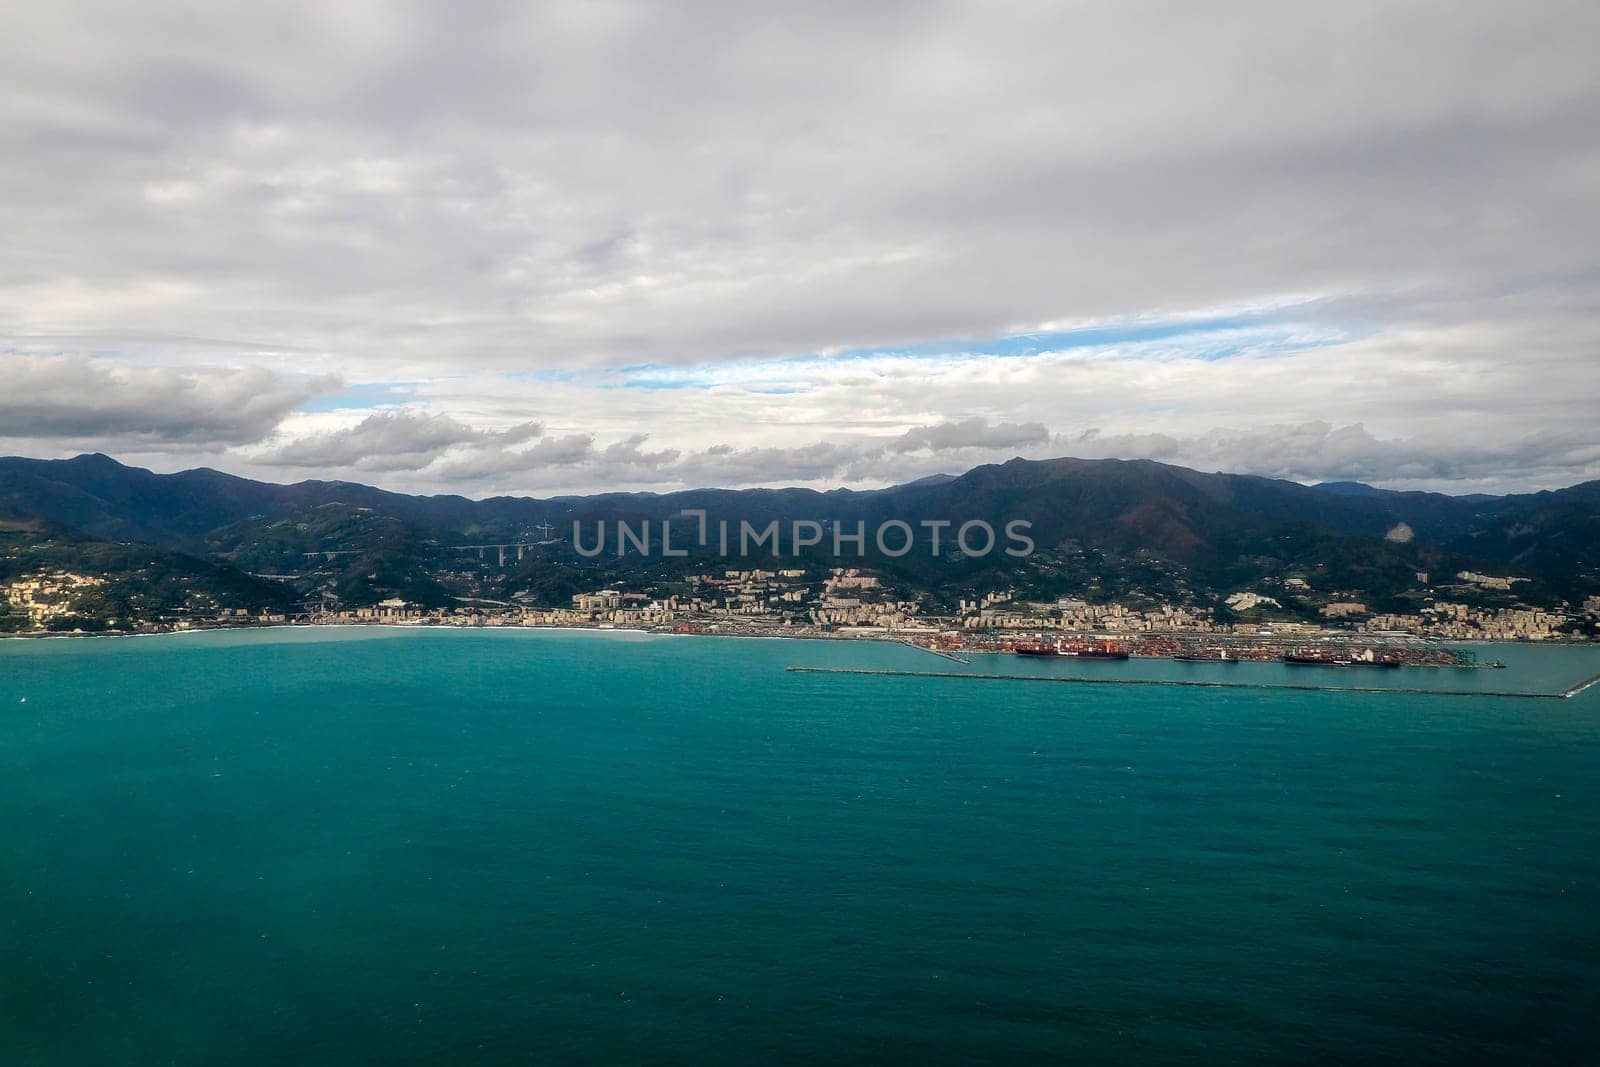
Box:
left=9, top=447, right=1598, bottom=504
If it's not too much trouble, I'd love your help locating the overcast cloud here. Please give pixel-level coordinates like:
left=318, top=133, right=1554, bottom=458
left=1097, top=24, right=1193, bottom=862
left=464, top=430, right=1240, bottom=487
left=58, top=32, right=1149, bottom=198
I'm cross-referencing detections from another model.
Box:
left=0, top=354, right=327, bottom=445
left=2, top=1, right=1597, bottom=495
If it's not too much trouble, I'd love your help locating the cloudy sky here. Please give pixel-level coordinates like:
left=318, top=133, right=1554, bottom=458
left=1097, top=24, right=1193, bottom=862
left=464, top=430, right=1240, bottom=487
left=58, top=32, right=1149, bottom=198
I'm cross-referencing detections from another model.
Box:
left=3, top=1, right=1597, bottom=496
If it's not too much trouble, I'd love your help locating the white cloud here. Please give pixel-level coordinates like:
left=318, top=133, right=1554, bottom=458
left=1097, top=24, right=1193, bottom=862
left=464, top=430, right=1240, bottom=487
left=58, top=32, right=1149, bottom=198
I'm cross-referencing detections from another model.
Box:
left=258, top=409, right=546, bottom=471
left=261, top=410, right=486, bottom=471
left=891, top=418, right=1049, bottom=453
left=217, top=409, right=1600, bottom=499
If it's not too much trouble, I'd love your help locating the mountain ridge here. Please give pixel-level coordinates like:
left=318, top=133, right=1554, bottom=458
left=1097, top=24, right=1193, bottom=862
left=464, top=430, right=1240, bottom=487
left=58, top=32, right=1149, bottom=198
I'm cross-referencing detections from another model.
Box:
left=2, top=451, right=1597, bottom=616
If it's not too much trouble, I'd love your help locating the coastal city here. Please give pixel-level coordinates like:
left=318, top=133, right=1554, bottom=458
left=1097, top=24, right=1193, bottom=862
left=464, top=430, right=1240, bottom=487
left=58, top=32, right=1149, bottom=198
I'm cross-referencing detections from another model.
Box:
left=5, top=6, right=1600, bottom=1061
left=9, top=562, right=1597, bottom=668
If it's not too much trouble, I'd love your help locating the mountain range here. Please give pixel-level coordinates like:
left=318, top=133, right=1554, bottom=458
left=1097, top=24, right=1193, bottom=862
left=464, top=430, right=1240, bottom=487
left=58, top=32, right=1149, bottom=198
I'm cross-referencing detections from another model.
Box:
left=2, top=452, right=1597, bottom=625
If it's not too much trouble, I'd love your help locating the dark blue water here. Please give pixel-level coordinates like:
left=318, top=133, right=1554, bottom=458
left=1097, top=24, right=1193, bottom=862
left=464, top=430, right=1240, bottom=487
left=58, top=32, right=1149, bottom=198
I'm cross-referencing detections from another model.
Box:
left=3, top=629, right=1598, bottom=1063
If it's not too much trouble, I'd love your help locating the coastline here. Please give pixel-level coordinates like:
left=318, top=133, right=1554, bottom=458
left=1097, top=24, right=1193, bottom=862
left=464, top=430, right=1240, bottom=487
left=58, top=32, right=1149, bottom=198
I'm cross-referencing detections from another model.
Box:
left=4, top=617, right=1594, bottom=671
left=4, top=616, right=1595, bottom=647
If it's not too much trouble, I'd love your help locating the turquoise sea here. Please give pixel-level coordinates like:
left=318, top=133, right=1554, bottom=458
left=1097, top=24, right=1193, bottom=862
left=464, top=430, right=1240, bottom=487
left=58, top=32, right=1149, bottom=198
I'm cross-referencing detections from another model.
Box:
left=3, top=628, right=1599, bottom=1063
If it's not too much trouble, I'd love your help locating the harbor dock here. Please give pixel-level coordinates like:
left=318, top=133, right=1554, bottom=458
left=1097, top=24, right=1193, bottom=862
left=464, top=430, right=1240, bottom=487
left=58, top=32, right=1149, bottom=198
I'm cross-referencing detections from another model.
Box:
left=786, top=666, right=1599, bottom=700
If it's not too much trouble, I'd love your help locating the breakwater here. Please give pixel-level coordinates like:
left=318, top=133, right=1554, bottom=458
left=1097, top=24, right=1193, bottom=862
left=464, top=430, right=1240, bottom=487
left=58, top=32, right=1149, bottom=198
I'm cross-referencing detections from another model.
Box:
left=1563, top=670, right=1600, bottom=699
left=787, top=666, right=1598, bottom=700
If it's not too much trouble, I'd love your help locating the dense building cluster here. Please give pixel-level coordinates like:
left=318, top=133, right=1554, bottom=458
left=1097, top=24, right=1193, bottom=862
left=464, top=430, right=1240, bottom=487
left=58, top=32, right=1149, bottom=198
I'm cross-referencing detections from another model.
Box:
left=1365, top=603, right=1572, bottom=641
left=5, top=562, right=1597, bottom=650
left=2, top=571, right=104, bottom=627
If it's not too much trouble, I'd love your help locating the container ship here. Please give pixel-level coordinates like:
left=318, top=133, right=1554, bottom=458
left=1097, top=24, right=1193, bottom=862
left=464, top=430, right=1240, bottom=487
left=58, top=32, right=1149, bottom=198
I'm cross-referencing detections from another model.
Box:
left=1282, top=648, right=1349, bottom=667
left=1173, top=647, right=1236, bottom=662
left=1014, top=639, right=1130, bottom=660
left=1065, top=641, right=1131, bottom=660
left=1346, top=649, right=1402, bottom=668
left=1283, top=647, right=1403, bottom=668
